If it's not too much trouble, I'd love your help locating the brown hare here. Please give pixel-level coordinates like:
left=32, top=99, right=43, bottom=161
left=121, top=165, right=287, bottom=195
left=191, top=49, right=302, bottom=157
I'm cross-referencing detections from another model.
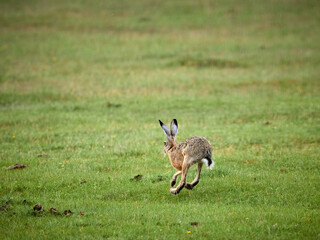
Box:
left=159, top=119, right=214, bottom=195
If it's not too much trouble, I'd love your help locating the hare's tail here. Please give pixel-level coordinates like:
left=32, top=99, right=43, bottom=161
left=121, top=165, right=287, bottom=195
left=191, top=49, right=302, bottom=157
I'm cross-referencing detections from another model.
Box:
left=201, top=157, right=215, bottom=170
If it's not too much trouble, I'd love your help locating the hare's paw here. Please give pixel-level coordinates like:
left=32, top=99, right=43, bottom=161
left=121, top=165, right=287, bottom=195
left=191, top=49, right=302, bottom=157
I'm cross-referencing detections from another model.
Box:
left=170, top=188, right=179, bottom=195
left=170, top=179, right=176, bottom=187
left=185, top=183, right=193, bottom=190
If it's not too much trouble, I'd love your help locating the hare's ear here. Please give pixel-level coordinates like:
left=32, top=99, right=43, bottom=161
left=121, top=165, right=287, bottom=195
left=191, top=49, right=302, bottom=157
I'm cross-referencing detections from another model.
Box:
left=170, top=119, right=178, bottom=140
left=159, top=120, right=170, bottom=139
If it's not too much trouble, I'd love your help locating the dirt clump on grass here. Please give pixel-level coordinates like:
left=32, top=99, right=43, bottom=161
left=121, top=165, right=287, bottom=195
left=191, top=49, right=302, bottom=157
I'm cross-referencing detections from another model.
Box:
left=130, top=174, right=143, bottom=181
left=7, top=164, right=29, bottom=170
left=0, top=204, right=11, bottom=213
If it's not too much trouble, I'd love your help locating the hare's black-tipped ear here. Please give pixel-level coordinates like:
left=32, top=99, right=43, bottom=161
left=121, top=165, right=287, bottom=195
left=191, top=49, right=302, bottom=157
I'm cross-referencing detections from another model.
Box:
left=170, top=119, right=178, bottom=140
left=159, top=120, right=170, bottom=139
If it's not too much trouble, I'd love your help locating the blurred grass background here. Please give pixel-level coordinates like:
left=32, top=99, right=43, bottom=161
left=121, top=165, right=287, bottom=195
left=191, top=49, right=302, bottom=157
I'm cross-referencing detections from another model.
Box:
left=0, top=0, right=319, bottom=239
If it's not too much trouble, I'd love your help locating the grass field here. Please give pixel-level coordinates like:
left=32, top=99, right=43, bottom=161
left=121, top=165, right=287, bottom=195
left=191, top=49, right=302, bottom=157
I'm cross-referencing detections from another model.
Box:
left=0, top=0, right=320, bottom=239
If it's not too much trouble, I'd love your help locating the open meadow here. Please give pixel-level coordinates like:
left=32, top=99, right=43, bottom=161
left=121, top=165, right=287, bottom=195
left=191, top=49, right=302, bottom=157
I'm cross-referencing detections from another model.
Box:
left=0, top=0, right=319, bottom=239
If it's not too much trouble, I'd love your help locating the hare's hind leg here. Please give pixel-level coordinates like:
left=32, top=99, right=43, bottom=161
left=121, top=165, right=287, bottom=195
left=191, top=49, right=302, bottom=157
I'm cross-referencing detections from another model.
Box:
left=185, top=162, right=203, bottom=190
left=170, top=160, right=190, bottom=195
left=171, top=171, right=182, bottom=187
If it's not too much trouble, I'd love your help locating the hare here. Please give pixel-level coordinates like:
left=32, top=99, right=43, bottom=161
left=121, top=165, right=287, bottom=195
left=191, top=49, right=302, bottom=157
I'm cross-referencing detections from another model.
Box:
left=159, top=119, right=214, bottom=195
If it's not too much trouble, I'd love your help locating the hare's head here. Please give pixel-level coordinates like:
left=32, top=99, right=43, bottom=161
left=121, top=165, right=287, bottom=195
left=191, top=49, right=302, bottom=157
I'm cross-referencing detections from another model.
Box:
left=159, top=119, right=178, bottom=154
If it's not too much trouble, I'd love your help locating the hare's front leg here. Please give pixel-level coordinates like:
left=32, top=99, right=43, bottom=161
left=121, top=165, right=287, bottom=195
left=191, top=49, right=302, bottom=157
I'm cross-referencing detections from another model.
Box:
left=170, top=160, right=190, bottom=195
left=185, top=162, right=203, bottom=190
left=171, top=171, right=182, bottom=187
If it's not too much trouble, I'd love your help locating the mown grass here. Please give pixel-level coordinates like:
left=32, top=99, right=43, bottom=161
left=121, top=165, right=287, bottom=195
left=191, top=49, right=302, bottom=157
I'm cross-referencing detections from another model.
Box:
left=0, top=0, right=319, bottom=239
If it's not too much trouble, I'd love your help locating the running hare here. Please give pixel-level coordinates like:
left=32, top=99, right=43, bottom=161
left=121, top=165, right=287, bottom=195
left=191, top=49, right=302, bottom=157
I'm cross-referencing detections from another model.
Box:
left=159, top=119, right=214, bottom=195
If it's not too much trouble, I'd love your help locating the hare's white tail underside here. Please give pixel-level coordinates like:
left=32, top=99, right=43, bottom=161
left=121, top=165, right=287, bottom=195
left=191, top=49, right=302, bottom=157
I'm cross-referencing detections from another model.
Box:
left=201, top=158, right=215, bottom=170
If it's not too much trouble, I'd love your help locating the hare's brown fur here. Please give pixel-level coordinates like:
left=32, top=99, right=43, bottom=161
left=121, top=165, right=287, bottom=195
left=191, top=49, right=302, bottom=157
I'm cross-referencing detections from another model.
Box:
left=167, top=136, right=212, bottom=171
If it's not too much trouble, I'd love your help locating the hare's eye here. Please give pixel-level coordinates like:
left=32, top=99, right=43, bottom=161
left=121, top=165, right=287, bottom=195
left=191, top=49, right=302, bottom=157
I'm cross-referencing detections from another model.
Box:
left=163, top=142, right=166, bottom=146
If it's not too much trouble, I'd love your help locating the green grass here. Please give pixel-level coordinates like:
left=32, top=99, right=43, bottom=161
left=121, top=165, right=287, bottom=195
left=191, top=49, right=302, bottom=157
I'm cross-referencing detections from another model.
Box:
left=0, top=0, right=319, bottom=239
